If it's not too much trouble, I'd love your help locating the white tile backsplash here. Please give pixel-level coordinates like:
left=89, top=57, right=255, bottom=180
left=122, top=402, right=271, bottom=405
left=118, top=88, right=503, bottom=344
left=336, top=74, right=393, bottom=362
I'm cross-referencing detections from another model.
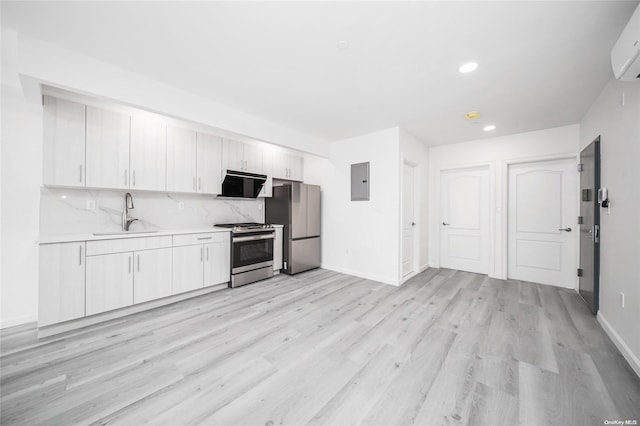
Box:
left=40, top=187, right=264, bottom=235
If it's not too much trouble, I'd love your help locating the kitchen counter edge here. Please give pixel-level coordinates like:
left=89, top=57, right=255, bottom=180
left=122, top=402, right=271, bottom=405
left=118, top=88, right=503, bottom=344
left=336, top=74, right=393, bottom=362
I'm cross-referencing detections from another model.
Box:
left=39, top=227, right=232, bottom=244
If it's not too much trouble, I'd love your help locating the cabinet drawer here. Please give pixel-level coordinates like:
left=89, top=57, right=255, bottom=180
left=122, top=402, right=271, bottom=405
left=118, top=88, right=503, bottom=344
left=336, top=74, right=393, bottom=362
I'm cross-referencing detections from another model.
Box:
left=173, top=232, right=229, bottom=247
left=86, top=235, right=172, bottom=256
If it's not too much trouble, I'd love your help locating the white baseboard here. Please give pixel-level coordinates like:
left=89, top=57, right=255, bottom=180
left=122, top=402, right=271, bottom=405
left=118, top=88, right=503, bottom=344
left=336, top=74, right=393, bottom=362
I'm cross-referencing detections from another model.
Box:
left=321, top=264, right=400, bottom=286
left=597, top=311, right=640, bottom=379
left=0, top=314, right=37, bottom=330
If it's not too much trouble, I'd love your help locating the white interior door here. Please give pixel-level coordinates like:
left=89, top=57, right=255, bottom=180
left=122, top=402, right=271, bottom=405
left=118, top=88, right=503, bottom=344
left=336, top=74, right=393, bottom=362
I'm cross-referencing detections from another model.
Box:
left=440, top=166, right=489, bottom=274
left=508, top=158, right=577, bottom=288
left=402, top=163, right=415, bottom=278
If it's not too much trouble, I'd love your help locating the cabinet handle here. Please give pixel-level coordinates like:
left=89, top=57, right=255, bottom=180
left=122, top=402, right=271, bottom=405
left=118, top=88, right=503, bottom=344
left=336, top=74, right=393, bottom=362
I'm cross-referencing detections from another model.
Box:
left=79, top=165, right=83, bottom=183
left=200, top=247, right=203, bottom=262
left=79, top=245, right=83, bottom=265
left=133, top=170, right=136, bottom=187
left=197, top=236, right=212, bottom=240
left=206, top=247, right=209, bottom=261
left=198, top=177, right=202, bottom=190
left=137, top=254, right=140, bottom=272
left=240, top=160, right=244, bottom=170
left=128, top=256, right=132, bottom=274
left=124, top=170, right=128, bottom=186
left=193, top=177, right=196, bottom=190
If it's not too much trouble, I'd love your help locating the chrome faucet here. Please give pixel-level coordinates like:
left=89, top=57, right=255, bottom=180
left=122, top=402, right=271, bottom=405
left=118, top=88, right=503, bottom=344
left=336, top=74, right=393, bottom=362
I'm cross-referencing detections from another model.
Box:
left=122, top=192, right=138, bottom=231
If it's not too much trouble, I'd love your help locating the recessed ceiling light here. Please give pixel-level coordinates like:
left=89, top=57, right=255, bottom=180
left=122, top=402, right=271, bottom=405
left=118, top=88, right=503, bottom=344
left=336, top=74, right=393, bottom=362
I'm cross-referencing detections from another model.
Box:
left=459, top=62, right=478, bottom=73
left=337, top=40, right=350, bottom=50
left=483, top=124, right=496, bottom=131
left=465, top=111, right=480, bottom=120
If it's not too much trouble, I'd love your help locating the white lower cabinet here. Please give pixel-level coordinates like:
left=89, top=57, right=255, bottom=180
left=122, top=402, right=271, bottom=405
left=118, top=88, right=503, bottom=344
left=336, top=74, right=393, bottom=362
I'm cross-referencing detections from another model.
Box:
left=172, top=244, right=205, bottom=294
left=39, top=231, right=231, bottom=328
left=173, top=232, right=230, bottom=293
left=134, top=248, right=172, bottom=304
left=39, top=242, right=86, bottom=327
left=86, top=252, right=134, bottom=316
left=204, top=237, right=230, bottom=286
left=273, top=227, right=283, bottom=271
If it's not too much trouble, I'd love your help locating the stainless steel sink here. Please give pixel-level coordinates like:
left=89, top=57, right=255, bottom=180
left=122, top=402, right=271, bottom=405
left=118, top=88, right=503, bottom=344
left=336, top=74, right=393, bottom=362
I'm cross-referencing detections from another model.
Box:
left=92, top=230, right=159, bottom=236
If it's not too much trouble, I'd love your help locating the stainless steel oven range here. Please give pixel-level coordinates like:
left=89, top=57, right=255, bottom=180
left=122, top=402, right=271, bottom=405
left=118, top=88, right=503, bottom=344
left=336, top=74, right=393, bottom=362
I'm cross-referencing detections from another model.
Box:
left=215, top=223, right=274, bottom=288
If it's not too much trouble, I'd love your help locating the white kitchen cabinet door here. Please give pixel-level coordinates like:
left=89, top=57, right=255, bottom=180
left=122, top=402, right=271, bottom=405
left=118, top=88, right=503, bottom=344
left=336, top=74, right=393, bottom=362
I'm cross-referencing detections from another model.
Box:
left=259, top=147, right=273, bottom=197
left=86, top=106, right=131, bottom=189
left=86, top=252, right=134, bottom=316
left=289, top=154, right=304, bottom=181
left=38, top=242, right=86, bottom=327
left=172, top=244, right=204, bottom=294
left=244, top=143, right=263, bottom=174
left=222, top=139, right=245, bottom=172
left=271, top=151, right=287, bottom=179
left=133, top=248, right=172, bottom=304
left=272, top=152, right=303, bottom=181
left=196, top=133, right=223, bottom=195
left=204, top=238, right=230, bottom=286
left=43, top=96, right=86, bottom=187
left=130, top=116, right=166, bottom=191
left=273, top=227, right=283, bottom=271
left=166, top=125, right=197, bottom=193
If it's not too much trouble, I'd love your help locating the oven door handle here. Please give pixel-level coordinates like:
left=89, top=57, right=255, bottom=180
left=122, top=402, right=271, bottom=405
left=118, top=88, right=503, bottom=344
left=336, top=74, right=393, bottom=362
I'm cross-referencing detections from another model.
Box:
left=233, top=234, right=275, bottom=242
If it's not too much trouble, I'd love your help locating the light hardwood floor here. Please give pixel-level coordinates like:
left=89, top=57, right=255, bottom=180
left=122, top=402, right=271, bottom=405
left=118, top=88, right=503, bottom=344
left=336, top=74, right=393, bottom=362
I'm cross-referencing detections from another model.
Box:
left=1, top=268, right=639, bottom=425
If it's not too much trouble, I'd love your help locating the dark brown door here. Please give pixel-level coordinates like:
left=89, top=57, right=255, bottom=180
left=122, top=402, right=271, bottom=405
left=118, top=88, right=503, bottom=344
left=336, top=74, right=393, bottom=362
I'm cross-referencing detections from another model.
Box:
left=579, top=137, right=600, bottom=314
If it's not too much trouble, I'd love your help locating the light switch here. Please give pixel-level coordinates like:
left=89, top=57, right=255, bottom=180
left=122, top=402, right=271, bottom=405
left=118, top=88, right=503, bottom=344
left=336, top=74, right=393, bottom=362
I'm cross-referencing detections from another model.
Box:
left=86, top=200, right=96, bottom=210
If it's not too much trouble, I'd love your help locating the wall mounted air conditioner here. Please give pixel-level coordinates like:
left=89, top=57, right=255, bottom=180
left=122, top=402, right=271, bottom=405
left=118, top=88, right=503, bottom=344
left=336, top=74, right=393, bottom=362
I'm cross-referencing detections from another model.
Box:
left=611, top=4, right=640, bottom=81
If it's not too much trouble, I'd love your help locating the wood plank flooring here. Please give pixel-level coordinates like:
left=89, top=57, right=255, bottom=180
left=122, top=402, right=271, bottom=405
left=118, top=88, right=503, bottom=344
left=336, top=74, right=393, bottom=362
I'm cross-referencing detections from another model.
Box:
left=1, top=268, right=639, bottom=425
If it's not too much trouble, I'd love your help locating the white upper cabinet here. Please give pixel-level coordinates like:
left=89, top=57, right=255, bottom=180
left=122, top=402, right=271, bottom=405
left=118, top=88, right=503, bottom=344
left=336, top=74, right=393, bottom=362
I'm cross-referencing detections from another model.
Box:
left=85, top=106, right=131, bottom=189
left=289, top=154, right=304, bottom=181
left=130, top=116, right=166, bottom=191
left=244, top=143, right=263, bottom=174
left=222, top=139, right=263, bottom=174
left=196, top=133, right=222, bottom=195
left=259, top=146, right=273, bottom=197
left=273, top=152, right=304, bottom=181
left=166, top=125, right=197, bottom=193
left=43, top=96, right=86, bottom=187
left=222, top=139, right=245, bottom=173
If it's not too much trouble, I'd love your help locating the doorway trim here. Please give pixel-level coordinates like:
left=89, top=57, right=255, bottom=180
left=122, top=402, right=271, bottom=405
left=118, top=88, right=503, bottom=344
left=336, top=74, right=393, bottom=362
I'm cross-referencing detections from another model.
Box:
left=500, top=153, right=579, bottom=284
left=433, top=161, right=495, bottom=275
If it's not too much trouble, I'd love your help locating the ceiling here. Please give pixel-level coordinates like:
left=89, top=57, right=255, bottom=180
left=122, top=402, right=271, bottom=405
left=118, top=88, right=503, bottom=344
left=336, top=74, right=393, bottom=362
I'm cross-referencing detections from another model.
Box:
left=3, top=1, right=638, bottom=146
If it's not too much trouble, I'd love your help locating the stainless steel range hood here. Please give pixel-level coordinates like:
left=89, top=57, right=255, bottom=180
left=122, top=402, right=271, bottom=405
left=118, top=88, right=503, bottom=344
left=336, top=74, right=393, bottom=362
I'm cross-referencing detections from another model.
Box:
left=220, top=170, right=267, bottom=198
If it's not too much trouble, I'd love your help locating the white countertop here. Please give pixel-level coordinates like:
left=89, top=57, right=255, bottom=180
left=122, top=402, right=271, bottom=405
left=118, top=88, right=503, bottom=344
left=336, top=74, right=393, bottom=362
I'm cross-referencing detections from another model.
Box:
left=39, top=226, right=231, bottom=244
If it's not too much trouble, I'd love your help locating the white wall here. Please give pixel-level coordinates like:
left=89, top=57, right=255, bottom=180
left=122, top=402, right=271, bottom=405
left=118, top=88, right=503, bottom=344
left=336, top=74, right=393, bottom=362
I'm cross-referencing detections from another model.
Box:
left=580, top=78, right=640, bottom=376
left=1, top=28, right=43, bottom=327
left=428, top=124, right=580, bottom=279
left=305, top=128, right=401, bottom=285
left=399, top=128, right=430, bottom=277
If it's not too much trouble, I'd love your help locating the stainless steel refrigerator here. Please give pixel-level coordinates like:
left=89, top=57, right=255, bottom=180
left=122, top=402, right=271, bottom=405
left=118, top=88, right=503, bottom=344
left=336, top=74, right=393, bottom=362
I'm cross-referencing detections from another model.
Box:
left=265, top=183, right=321, bottom=274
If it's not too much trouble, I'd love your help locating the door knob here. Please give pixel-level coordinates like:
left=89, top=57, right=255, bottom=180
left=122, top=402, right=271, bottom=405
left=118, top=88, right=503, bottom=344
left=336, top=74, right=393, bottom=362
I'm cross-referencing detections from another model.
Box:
left=412, top=222, right=416, bottom=226
left=558, top=227, right=572, bottom=232
left=442, top=222, right=450, bottom=226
